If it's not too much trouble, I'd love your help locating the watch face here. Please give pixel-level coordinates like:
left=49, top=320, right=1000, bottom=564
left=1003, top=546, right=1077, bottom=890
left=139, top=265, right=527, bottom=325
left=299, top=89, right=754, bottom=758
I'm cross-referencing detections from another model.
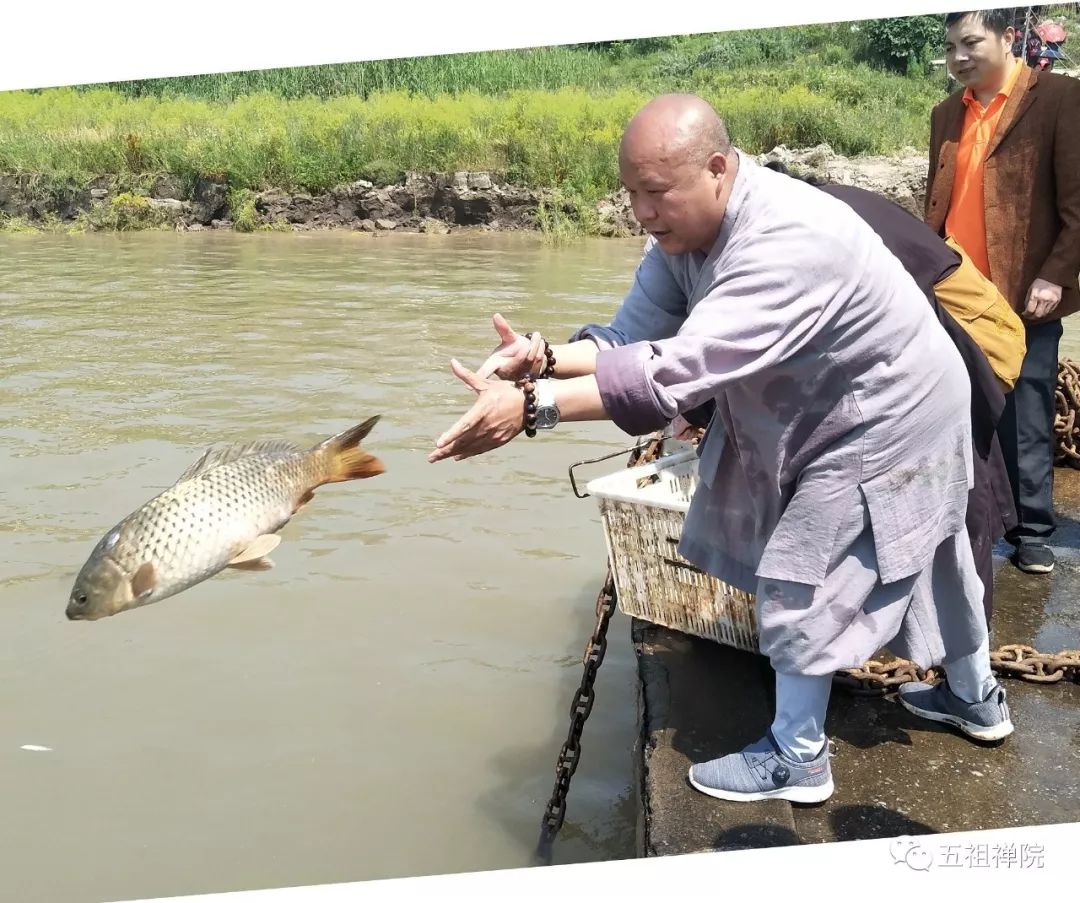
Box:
left=536, top=406, right=559, bottom=429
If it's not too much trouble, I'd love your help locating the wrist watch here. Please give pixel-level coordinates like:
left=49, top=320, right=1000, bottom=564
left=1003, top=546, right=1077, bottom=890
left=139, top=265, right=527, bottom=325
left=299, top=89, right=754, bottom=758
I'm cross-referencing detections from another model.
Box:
left=534, top=378, right=561, bottom=430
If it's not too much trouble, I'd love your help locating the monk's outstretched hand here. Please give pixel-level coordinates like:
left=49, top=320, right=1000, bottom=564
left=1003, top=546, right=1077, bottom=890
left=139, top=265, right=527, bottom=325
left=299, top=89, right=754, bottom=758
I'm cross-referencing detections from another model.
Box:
left=429, top=359, right=526, bottom=462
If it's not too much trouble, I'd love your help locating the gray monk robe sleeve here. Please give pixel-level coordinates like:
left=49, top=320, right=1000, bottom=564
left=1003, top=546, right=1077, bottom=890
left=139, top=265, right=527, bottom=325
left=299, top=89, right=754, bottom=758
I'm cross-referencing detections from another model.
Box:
left=592, top=220, right=841, bottom=437
left=570, top=237, right=689, bottom=351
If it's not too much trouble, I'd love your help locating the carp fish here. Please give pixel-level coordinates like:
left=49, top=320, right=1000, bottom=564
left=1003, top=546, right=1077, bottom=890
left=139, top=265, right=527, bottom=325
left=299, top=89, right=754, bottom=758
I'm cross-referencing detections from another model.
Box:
left=67, top=416, right=385, bottom=621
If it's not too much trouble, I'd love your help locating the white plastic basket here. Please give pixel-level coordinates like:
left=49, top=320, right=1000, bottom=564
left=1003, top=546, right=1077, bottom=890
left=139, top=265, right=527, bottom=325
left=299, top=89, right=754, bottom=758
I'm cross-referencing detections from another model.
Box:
left=585, top=448, right=759, bottom=652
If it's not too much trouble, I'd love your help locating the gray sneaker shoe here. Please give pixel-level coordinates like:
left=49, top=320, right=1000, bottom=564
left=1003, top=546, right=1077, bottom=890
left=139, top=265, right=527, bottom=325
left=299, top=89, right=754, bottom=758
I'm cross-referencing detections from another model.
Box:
left=688, top=732, right=834, bottom=804
left=898, top=680, right=1014, bottom=741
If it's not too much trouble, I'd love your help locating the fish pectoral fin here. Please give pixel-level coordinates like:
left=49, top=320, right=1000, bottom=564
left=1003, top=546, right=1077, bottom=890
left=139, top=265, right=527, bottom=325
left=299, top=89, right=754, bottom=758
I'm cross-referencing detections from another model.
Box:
left=130, top=562, right=157, bottom=599
left=227, top=534, right=282, bottom=565
left=227, top=557, right=275, bottom=572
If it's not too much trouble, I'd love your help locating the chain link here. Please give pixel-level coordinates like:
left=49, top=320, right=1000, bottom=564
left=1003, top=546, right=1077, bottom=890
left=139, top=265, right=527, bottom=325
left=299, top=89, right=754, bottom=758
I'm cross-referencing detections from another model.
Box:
left=534, top=435, right=665, bottom=865
left=835, top=645, right=1080, bottom=694
left=833, top=660, right=941, bottom=695
left=988, top=644, right=1080, bottom=684
left=1054, top=359, right=1080, bottom=466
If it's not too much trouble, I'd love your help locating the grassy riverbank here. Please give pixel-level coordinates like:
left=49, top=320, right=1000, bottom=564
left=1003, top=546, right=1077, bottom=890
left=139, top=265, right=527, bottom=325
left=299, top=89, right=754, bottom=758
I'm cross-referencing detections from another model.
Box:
left=0, top=20, right=953, bottom=234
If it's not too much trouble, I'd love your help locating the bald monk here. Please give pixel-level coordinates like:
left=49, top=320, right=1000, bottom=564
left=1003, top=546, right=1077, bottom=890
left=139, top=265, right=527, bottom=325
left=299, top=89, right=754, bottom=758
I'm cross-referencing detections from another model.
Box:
left=429, top=94, right=1013, bottom=803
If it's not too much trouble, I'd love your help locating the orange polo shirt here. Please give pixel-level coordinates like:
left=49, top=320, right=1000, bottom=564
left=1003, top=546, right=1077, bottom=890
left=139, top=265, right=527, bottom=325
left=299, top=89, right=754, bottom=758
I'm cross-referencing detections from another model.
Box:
left=945, top=57, right=1024, bottom=279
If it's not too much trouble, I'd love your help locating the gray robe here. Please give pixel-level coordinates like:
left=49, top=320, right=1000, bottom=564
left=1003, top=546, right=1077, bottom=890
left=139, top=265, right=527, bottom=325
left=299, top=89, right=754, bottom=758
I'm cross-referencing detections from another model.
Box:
left=572, top=151, right=980, bottom=674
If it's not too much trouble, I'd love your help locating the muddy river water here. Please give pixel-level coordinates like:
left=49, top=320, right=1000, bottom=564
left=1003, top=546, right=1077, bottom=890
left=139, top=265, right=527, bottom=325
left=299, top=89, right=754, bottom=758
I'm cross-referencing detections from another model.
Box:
left=1, top=231, right=652, bottom=902
left=3, top=229, right=1079, bottom=903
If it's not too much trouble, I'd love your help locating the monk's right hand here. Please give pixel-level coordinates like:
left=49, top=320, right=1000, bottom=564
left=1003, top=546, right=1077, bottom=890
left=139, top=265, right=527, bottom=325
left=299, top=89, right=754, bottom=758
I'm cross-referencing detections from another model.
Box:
left=475, top=313, right=545, bottom=381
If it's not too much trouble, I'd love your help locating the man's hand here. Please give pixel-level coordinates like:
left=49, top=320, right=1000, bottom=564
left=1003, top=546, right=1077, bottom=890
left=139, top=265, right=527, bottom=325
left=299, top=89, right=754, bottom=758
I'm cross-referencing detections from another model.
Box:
left=671, top=414, right=698, bottom=440
left=1024, top=278, right=1063, bottom=320
left=475, top=313, right=546, bottom=381
left=428, top=359, right=526, bottom=462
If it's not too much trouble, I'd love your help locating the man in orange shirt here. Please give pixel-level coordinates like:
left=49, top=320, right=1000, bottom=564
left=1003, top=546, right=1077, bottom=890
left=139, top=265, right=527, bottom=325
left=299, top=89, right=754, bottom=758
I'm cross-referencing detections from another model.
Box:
left=926, top=8, right=1080, bottom=575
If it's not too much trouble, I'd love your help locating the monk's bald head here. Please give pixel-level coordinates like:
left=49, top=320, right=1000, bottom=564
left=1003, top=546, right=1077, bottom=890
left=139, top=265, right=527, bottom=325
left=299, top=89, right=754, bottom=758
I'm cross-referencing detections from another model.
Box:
left=618, top=94, right=738, bottom=256
left=620, top=94, right=730, bottom=171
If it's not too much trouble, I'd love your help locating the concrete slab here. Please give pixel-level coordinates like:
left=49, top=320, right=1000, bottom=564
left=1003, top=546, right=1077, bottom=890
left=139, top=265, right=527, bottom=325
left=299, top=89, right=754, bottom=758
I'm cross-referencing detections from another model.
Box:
left=634, top=623, right=798, bottom=855
left=636, top=468, right=1080, bottom=854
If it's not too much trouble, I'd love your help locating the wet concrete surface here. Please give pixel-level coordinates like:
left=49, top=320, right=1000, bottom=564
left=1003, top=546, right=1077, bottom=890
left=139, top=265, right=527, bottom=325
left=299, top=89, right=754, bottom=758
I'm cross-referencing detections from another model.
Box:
left=636, top=468, right=1080, bottom=855
left=634, top=627, right=797, bottom=855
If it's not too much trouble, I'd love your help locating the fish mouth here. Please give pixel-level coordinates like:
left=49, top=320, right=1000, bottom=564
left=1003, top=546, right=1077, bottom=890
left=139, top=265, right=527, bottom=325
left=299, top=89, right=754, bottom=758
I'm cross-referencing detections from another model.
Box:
left=66, top=593, right=128, bottom=621
left=66, top=599, right=145, bottom=621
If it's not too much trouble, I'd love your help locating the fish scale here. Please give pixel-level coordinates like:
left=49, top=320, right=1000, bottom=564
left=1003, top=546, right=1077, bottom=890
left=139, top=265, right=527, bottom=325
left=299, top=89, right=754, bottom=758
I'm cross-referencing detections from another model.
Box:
left=136, top=455, right=302, bottom=589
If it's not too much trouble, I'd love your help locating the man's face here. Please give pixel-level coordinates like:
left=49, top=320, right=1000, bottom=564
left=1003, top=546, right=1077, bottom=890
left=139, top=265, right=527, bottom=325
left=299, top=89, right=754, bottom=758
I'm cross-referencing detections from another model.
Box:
left=619, top=146, right=727, bottom=255
left=944, top=16, right=1015, bottom=94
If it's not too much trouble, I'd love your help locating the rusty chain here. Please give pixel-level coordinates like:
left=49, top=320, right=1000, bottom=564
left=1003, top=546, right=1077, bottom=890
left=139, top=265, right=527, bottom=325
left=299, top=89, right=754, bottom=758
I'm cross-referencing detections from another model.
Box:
left=533, top=573, right=616, bottom=865
left=988, top=645, right=1080, bottom=683
left=1054, top=359, right=1080, bottom=466
left=833, top=660, right=942, bottom=695
left=835, top=645, right=1080, bottom=694
left=534, top=434, right=666, bottom=865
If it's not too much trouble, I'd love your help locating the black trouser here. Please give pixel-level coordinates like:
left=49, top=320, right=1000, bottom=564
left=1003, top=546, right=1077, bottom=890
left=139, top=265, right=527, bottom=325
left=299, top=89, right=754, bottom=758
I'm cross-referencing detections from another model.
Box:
left=966, top=481, right=996, bottom=625
left=998, top=318, right=1062, bottom=546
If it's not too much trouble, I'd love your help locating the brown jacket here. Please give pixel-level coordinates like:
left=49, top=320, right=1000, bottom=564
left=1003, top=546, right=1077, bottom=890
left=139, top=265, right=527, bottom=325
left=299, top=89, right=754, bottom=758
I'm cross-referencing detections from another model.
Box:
left=925, top=66, right=1080, bottom=323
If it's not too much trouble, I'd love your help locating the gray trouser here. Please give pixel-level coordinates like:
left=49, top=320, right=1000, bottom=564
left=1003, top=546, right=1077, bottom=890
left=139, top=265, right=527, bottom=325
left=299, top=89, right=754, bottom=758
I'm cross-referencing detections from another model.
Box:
left=765, top=527, right=997, bottom=762
left=772, top=644, right=994, bottom=762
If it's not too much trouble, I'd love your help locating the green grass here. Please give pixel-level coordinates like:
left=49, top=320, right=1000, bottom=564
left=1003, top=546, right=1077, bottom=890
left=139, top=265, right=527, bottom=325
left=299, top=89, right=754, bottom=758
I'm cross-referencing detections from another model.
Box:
left=0, top=19, right=954, bottom=233
left=75, top=46, right=615, bottom=101
left=0, top=67, right=942, bottom=198
left=0, top=215, right=40, bottom=234
left=227, top=187, right=258, bottom=232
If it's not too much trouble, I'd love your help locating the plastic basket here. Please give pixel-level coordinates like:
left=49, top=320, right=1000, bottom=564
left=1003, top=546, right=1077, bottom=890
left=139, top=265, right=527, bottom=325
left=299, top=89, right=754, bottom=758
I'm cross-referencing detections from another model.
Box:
left=585, top=448, right=759, bottom=653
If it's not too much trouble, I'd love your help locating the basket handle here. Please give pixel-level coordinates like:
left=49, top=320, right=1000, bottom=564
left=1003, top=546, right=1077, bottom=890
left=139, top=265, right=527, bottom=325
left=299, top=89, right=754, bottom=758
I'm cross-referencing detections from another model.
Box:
left=568, top=443, right=652, bottom=498
left=569, top=444, right=698, bottom=499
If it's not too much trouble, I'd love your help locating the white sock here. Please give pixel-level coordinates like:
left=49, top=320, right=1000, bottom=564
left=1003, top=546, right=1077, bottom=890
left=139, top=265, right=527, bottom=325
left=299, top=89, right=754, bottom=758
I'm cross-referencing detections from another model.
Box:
left=942, top=638, right=997, bottom=704
left=770, top=671, right=832, bottom=762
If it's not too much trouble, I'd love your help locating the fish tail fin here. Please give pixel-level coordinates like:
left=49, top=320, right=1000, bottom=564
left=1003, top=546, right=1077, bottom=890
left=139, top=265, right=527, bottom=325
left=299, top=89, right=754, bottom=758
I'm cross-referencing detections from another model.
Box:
left=316, top=416, right=386, bottom=484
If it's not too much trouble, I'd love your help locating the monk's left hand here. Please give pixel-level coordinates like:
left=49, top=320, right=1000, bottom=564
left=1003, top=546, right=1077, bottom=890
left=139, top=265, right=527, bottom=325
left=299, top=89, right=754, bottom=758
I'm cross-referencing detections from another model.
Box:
left=1024, top=278, right=1063, bottom=320
left=671, top=414, right=698, bottom=441
left=429, top=359, right=526, bottom=462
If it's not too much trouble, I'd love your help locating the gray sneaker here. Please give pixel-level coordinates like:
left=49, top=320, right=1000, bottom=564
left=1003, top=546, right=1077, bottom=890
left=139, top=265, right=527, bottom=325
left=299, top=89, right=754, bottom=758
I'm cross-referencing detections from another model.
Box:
left=897, top=680, right=1014, bottom=741
left=688, top=732, right=834, bottom=804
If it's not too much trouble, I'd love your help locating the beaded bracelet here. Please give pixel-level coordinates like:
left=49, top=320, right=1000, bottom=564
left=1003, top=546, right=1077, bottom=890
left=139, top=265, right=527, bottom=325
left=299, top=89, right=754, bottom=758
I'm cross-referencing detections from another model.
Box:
left=516, top=376, right=538, bottom=437
left=525, top=332, right=557, bottom=378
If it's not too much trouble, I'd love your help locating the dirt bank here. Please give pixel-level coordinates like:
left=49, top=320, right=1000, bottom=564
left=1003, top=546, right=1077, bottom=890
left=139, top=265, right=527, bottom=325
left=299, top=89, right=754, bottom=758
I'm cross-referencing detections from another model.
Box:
left=0, top=144, right=932, bottom=235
